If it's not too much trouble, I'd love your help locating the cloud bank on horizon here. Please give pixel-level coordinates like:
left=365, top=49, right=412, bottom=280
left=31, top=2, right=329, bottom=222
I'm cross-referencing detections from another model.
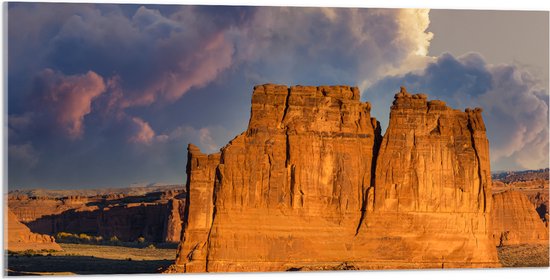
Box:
left=7, top=3, right=548, bottom=188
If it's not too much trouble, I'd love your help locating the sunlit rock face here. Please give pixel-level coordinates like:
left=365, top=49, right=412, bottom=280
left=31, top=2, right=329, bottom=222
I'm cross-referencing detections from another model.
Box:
left=355, top=86, right=498, bottom=269
left=7, top=209, right=62, bottom=252
left=492, top=177, right=549, bottom=225
left=492, top=190, right=549, bottom=246
left=171, top=85, right=500, bottom=273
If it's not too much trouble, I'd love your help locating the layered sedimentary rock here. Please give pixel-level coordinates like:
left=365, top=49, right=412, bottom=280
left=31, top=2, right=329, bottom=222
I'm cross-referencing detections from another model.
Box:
left=492, top=191, right=549, bottom=245
left=171, top=85, right=500, bottom=272
left=492, top=177, right=549, bottom=225
left=8, top=188, right=186, bottom=242
left=163, top=199, right=186, bottom=242
left=353, top=87, right=497, bottom=268
left=6, top=209, right=62, bottom=252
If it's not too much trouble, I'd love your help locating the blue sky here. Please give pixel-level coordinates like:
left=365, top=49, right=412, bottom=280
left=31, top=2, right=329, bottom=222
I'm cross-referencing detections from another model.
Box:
left=6, top=4, right=549, bottom=189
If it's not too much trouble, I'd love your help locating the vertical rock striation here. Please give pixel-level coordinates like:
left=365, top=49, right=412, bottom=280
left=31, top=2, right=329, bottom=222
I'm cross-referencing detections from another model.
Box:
left=354, top=87, right=498, bottom=268
left=170, top=85, right=500, bottom=272
left=177, top=145, right=221, bottom=271
left=163, top=198, right=186, bottom=243
left=492, top=191, right=549, bottom=246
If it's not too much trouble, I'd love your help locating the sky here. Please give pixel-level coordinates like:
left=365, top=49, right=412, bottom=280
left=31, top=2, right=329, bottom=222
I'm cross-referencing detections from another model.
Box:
left=6, top=3, right=549, bottom=189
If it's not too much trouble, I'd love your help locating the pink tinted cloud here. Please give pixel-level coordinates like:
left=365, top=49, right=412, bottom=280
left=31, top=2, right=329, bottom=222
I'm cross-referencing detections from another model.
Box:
left=129, top=117, right=156, bottom=145
left=120, top=31, right=234, bottom=108
left=39, top=69, right=106, bottom=139
left=163, top=32, right=234, bottom=102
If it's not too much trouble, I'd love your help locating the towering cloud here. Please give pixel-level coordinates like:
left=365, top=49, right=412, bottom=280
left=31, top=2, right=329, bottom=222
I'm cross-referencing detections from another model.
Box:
left=365, top=53, right=549, bottom=171
left=10, top=4, right=433, bottom=108
left=232, top=7, right=433, bottom=87
left=35, top=69, right=106, bottom=139
left=6, top=3, right=547, bottom=188
left=129, top=117, right=156, bottom=145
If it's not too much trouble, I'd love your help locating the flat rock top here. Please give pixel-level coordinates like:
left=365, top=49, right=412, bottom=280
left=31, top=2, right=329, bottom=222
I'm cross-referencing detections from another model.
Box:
left=253, top=84, right=361, bottom=101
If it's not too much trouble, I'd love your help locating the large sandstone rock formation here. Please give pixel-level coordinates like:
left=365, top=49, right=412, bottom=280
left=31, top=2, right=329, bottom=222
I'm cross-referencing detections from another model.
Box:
left=353, top=87, right=497, bottom=269
left=170, top=85, right=500, bottom=272
left=492, top=191, right=549, bottom=246
left=6, top=209, right=62, bottom=252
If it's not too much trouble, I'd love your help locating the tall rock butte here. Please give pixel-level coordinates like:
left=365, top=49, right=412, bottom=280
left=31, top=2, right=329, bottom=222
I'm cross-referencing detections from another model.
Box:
left=169, top=85, right=499, bottom=272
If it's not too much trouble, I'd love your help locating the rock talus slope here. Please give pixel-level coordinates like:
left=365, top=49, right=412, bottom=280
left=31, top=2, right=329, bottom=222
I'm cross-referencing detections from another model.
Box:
left=171, top=85, right=500, bottom=272
left=492, top=191, right=549, bottom=246
left=6, top=209, right=62, bottom=252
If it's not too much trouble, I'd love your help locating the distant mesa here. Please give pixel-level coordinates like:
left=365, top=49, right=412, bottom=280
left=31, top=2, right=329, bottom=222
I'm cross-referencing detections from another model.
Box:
left=166, top=85, right=501, bottom=273
left=7, top=185, right=186, bottom=244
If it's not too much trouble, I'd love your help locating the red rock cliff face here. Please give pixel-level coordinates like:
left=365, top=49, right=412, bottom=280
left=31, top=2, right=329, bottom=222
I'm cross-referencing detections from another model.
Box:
left=9, top=190, right=185, bottom=243
left=492, top=191, right=549, bottom=246
left=171, top=85, right=499, bottom=272
left=354, top=87, right=497, bottom=268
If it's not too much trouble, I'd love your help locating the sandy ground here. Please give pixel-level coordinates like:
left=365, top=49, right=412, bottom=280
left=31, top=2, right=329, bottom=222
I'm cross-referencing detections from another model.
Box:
left=497, top=244, right=549, bottom=267
left=6, top=243, right=177, bottom=275
left=6, top=243, right=549, bottom=275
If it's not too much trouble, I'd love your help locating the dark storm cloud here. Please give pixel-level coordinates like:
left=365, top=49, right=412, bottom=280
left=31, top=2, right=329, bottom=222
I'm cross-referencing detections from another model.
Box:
left=5, top=4, right=443, bottom=188
left=365, top=52, right=549, bottom=171
left=8, top=4, right=547, bottom=187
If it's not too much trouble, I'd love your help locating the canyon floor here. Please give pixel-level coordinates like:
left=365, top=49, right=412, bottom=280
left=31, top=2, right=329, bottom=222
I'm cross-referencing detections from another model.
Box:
left=6, top=243, right=177, bottom=275
left=6, top=243, right=548, bottom=275
left=497, top=244, right=549, bottom=267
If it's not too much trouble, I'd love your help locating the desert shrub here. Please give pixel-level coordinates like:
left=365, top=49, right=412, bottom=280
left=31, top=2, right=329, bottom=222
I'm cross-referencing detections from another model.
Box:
left=78, top=233, right=92, bottom=242
left=41, top=249, right=57, bottom=254
left=22, top=249, right=37, bottom=256
left=56, top=232, right=72, bottom=238
left=108, top=235, right=121, bottom=245
left=7, top=250, right=39, bottom=257
left=56, top=232, right=76, bottom=241
left=56, top=232, right=106, bottom=244
left=56, top=232, right=80, bottom=243
left=146, top=244, right=156, bottom=250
